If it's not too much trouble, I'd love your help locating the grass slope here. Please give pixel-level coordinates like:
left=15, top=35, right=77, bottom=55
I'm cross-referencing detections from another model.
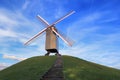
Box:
left=63, top=56, right=120, bottom=80
left=0, top=55, right=120, bottom=80
left=0, top=56, right=56, bottom=80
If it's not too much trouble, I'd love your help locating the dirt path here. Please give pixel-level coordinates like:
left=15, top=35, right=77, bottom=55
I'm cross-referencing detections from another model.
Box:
left=40, top=55, right=64, bottom=80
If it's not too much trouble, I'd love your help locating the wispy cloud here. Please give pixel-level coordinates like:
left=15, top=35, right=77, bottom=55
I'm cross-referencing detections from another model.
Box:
left=0, top=63, right=8, bottom=70
left=0, top=7, right=46, bottom=61
left=0, top=28, right=17, bottom=38
left=0, top=7, right=43, bottom=41
left=0, top=10, right=18, bottom=27
left=3, top=54, right=26, bottom=61
left=22, top=0, right=30, bottom=10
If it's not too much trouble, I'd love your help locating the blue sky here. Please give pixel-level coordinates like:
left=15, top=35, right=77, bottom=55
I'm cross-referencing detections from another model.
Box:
left=0, top=0, right=120, bottom=70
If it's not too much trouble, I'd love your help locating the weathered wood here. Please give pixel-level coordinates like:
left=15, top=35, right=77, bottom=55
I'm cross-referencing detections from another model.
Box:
left=45, top=27, right=58, bottom=53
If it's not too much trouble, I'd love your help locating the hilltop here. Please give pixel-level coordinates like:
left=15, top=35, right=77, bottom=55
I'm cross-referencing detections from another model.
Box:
left=0, top=56, right=120, bottom=80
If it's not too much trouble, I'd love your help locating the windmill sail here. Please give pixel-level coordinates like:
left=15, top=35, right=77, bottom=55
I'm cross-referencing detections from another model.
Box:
left=37, top=15, right=50, bottom=26
left=51, top=11, right=75, bottom=26
left=25, top=10, right=75, bottom=55
left=52, top=27, right=73, bottom=46
left=24, top=28, right=47, bottom=45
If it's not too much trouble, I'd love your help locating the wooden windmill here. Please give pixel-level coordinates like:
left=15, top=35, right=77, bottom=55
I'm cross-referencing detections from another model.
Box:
left=24, top=11, right=75, bottom=56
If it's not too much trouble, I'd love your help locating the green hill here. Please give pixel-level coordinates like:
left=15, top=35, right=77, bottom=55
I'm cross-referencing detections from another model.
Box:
left=0, top=56, right=120, bottom=80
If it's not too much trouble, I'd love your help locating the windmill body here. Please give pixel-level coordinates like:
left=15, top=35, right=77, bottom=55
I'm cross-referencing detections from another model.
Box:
left=45, top=27, right=58, bottom=55
left=24, top=11, right=75, bottom=56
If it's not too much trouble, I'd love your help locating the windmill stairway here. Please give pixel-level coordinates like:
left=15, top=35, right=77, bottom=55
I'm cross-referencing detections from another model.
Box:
left=40, top=55, right=64, bottom=80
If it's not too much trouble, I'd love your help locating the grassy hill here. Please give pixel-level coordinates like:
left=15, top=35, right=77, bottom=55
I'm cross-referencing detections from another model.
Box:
left=0, top=56, right=56, bottom=80
left=63, top=56, right=120, bottom=80
left=0, top=56, right=120, bottom=80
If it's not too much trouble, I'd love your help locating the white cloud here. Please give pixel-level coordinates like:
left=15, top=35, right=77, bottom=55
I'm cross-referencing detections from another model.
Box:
left=0, top=8, right=40, bottom=30
left=0, top=13, right=18, bottom=26
left=114, top=63, right=120, bottom=69
left=0, top=8, right=43, bottom=45
left=0, top=63, right=8, bottom=70
left=0, top=29, right=17, bottom=38
left=3, top=54, right=26, bottom=61
left=0, top=9, right=20, bottom=28
left=0, top=8, right=49, bottom=61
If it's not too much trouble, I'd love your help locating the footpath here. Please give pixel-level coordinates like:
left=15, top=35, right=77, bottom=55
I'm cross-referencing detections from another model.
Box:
left=40, top=55, right=64, bottom=80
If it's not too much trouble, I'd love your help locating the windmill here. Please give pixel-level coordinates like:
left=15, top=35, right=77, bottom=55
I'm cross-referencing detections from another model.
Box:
left=24, top=11, right=75, bottom=56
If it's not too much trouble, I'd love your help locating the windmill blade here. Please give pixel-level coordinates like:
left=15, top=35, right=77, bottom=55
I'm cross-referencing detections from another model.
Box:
left=52, top=28, right=73, bottom=46
left=24, top=28, right=47, bottom=45
left=51, top=11, right=75, bottom=26
left=37, top=15, right=50, bottom=26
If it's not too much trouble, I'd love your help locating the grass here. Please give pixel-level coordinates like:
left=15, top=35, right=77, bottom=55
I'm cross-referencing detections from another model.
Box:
left=0, top=55, right=120, bottom=80
left=0, top=56, right=56, bottom=80
left=63, top=55, right=120, bottom=80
